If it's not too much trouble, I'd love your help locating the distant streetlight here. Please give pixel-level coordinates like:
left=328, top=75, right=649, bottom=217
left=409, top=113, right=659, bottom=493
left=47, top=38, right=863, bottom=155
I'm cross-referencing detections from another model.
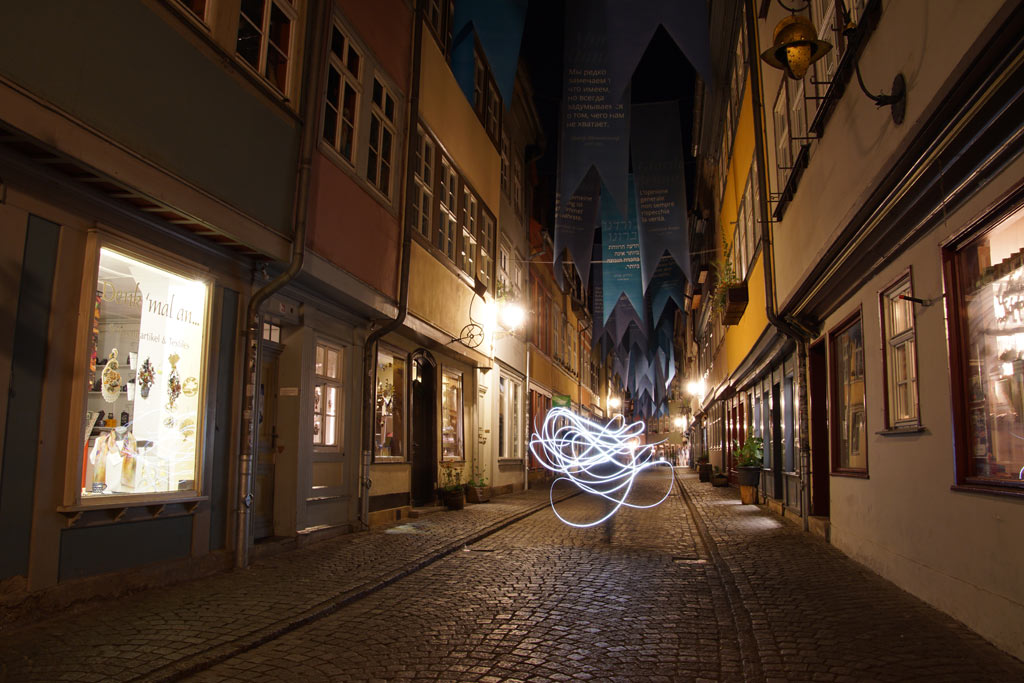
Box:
left=673, top=416, right=686, bottom=429
left=608, top=396, right=622, bottom=410
left=499, top=301, right=526, bottom=331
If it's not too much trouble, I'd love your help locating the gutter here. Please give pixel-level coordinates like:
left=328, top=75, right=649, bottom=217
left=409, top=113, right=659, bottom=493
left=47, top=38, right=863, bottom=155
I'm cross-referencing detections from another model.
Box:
left=744, top=0, right=814, bottom=532
left=358, top=2, right=423, bottom=527
left=236, top=0, right=331, bottom=568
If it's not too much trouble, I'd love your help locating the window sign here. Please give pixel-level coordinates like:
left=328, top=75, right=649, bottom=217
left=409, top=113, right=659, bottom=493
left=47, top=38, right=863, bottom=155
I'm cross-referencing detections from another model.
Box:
left=375, top=348, right=405, bottom=462
left=82, top=248, right=208, bottom=498
left=441, top=369, right=463, bottom=461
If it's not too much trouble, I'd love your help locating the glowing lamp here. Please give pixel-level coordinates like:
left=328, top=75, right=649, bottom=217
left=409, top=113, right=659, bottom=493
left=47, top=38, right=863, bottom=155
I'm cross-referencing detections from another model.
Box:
left=760, top=14, right=832, bottom=80
left=499, top=302, right=526, bottom=331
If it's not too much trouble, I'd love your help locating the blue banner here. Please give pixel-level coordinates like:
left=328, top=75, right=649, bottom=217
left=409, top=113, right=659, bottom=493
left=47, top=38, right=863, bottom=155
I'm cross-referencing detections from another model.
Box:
left=632, top=101, right=692, bottom=288
left=605, top=0, right=713, bottom=98
left=601, top=180, right=644, bottom=325
left=559, top=0, right=630, bottom=216
left=451, top=0, right=528, bottom=107
left=555, top=168, right=601, bottom=289
left=647, top=257, right=687, bottom=328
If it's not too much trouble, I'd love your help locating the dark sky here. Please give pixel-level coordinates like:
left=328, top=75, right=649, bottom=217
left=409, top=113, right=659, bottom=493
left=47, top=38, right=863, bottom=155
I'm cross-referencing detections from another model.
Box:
left=520, top=1, right=698, bottom=231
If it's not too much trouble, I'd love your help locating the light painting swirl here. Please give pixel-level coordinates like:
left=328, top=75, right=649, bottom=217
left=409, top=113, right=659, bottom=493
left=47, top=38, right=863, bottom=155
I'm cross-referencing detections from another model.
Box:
left=529, top=407, right=673, bottom=527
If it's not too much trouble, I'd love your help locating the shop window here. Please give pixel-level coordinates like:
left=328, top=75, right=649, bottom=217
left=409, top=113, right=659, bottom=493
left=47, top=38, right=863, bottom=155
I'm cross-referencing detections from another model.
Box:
left=323, top=23, right=361, bottom=164
left=237, top=0, right=296, bottom=94
left=81, top=247, right=209, bottom=499
left=946, top=203, right=1024, bottom=492
left=830, top=312, right=867, bottom=475
left=412, top=127, right=434, bottom=239
left=313, top=342, right=342, bottom=447
left=374, top=348, right=405, bottom=462
left=441, top=368, right=464, bottom=461
left=367, top=77, right=396, bottom=197
left=880, top=273, right=919, bottom=428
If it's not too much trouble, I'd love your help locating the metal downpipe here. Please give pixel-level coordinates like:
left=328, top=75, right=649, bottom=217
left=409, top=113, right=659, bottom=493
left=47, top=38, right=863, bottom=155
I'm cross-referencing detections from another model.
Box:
left=236, top=0, right=330, bottom=568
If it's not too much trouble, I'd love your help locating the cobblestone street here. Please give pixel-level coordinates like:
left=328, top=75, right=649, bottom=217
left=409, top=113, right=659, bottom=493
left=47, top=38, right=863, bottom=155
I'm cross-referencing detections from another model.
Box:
left=1, top=471, right=1022, bottom=682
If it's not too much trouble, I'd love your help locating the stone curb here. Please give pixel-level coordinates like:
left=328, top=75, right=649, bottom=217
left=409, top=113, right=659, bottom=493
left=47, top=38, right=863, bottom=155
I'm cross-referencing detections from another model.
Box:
left=143, top=489, right=577, bottom=682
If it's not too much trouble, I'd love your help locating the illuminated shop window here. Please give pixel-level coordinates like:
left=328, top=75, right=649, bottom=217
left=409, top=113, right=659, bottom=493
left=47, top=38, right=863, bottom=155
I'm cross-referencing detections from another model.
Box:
left=948, top=205, right=1024, bottom=489
left=374, top=348, right=406, bottom=462
left=313, top=342, right=342, bottom=447
left=82, top=248, right=209, bottom=498
left=441, top=368, right=464, bottom=461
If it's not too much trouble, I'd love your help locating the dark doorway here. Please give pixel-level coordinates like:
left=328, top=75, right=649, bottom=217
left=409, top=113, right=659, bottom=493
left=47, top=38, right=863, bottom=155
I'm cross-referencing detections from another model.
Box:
left=772, top=381, right=783, bottom=498
left=253, top=346, right=281, bottom=540
left=411, top=351, right=437, bottom=506
left=809, top=339, right=830, bottom=517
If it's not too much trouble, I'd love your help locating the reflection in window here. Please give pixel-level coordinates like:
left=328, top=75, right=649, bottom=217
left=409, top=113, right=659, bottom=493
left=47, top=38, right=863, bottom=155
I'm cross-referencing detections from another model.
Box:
left=441, top=369, right=463, bottom=461
left=314, top=342, right=342, bottom=447
left=955, top=206, right=1024, bottom=484
left=831, top=315, right=867, bottom=472
left=374, top=349, right=405, bottom=462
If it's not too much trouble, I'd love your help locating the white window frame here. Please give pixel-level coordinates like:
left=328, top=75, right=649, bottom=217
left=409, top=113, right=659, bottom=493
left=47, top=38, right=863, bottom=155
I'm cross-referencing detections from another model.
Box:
left=478, top=212, right=494, bottom=291
left=366, top=76, right=396, bottom=199
left=313, top=341, right=343, bottom=449
left=460, top=187, right=478, bottom=278
left=437, top=158, right=458, bottom=262
left=322, top=21, right=362, bottom=165
left=441, top=368, right=464, bottom=462
left=499, top=374, right=524, bottom=460
left=413, top=126, right=434, bottom=239
left=236, top=0, right=297, bottom=95
left=773, top=81, right=792, bottom=190
left=881, top=275, right=919, bottom=428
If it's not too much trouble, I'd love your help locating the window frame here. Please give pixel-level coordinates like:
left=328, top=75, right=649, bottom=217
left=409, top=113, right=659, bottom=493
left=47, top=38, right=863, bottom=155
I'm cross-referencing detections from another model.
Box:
left=235, top=0, right=298, bottom=96
left=366, top=75, right=397, bottom=199
left=321, top=21, right=362, bottom=166
left=828, top=308, right=868, bottom=477
left=412, top=126, right=434, bottom=240
left=878, top=269, right=921, bottom=430
left=313, top=341, right=343, bottom=450
left=373, top=345, right=407, bottom=463
left=943, top=193, right=1024, bottom=497
left=440, top=367, right=465, bottom=462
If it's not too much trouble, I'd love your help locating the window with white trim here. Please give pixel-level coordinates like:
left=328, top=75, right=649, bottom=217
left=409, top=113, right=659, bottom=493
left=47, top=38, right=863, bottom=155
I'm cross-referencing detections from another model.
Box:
left=499, top=374, right=524, bottom=459
left=313, top=342, right=342, bottom=447
left=412, top=127, right=434, bottom=239
left=367, top=77, right=396, bottom=197
left=498, top=244, right=510, bottom=297
left=773, top=81, right=792, bottom=189
left=236, top=0, right=296, bottom=94
left=500, top=133, right=511, bottom=196
left=323, top=23, right=361, bottom=164
left=459, top=187, right=478, bottom=278
left=437, top=158, right=458, bottom=261
left=512, top=154, right=524, bottom=217
left=441, top=368, right=464, bottom=461
left=478, top=213, right=494, bottom=291
left=881, top=275, right=919, bottom=428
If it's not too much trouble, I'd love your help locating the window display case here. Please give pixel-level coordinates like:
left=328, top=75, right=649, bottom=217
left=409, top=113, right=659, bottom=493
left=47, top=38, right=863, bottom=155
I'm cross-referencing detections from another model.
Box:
left=374, top=349, right=405, bottom=462
left=441, top=368, right=463, bottom=461
left=77, top=246, right=209, bottom=500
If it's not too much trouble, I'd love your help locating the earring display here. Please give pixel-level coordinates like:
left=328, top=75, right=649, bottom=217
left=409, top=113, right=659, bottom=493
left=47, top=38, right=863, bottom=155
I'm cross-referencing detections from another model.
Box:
left=166, top=354, right=182, bottom=411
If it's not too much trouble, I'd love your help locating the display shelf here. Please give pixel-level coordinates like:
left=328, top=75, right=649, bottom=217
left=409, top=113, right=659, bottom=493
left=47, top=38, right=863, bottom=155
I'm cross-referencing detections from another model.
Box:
left=57, top=496, right=207, bottom=528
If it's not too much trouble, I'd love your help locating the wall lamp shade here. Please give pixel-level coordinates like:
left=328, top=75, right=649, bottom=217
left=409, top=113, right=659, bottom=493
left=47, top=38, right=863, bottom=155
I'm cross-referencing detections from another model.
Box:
left=760, top=14, right=832, bottom=80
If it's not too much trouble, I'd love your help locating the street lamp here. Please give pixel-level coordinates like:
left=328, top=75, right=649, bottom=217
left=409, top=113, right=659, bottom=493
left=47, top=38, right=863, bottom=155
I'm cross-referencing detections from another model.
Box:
left=499, top=301, right=525, bottom=331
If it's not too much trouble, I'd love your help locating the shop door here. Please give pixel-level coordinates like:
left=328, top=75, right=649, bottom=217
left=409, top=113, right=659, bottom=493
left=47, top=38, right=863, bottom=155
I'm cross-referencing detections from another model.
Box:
left=772, top=381, right=784, bottom=498
left=411, top=354, right=437, bottom=506
left=254, top=349, right=281, bottom=540
left=809, top=339, right=830, bottom=516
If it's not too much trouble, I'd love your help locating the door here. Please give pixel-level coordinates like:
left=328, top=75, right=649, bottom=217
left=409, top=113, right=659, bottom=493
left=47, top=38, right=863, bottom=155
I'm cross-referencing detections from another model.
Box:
left=411, top=352, right=437, bottom=506
left=809, top=339, right=830, bottom=516
left=254, top=348, right=281, bottom=540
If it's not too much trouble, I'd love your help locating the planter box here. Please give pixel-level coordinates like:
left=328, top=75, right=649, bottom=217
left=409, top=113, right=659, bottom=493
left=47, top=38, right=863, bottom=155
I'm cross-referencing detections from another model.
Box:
left=465, top=485, right=490, bottom=503
left=443, top=489, right=465, bottom=510
left=722, top=283, right=749, bottom=326
left=736, top=466, right=761, bottom=487
left=698, top=463, right=712, bottom=482
left=711, top=473, right=729, bottom=487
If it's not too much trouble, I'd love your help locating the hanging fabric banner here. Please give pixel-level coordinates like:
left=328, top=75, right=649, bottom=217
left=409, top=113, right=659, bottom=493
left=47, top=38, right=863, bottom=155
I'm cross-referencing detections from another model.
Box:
left=601, top=179, right=644, bottom=325
left=559, top=0, right=630, bottom=217
left=605, top=0, right=713, bottom=99
left=555, top=168, right=601, bottom=289
left=632, top=101, right=692, bottom=288
left=647, top=257, right=688, bottom=329
left=451, top=0, right=529, bottom=106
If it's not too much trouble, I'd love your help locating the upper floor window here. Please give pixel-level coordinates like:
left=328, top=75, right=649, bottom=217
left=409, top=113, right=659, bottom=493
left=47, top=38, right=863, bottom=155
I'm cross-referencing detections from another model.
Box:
left=471, top=47, right=501, bottom=145
left=237, top=0, right=296, bottom=94
left=413, top=127, right=434, bottom=239
left=773, top=80, right=792, bottom=189
left=500, top=133, right=511, bottom=196
left=323, top=24, right=361, bottom=164
left=459, top=188, right=479, bottom=278
left=479, top=213, right=494, bottom=291
left=176, top=0, right=207, bottom=22
left=437, top=158, right=458, bottom=262
left=426, top=0, right=453, bottom=53
left=880, top=274, right=919, bottom=429
left=367, top=77, right=396, bottom=197
left=512, top=155, right=524, bottom=217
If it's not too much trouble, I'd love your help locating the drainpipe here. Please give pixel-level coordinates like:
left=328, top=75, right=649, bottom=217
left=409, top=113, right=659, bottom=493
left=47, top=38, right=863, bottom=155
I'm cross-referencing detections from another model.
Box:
left=745, top=0, right=813, bottom=532
left=359, top=3, right=423, bottom=528
left=236, top=0, right=331, bottom=568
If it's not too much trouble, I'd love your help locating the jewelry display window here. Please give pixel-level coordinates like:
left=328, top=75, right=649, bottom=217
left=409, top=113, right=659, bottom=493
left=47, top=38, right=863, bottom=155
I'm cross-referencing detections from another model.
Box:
left=77, top=246, right=210, bottom=501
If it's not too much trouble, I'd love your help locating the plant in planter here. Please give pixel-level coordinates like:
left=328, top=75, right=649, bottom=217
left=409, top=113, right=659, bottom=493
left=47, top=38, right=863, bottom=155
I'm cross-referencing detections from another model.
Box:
left=734, top=436, right=763, bottom=504
left=711, top=235, right=749, bottom=326
left=440, top=465, right=465, bottom=510
left=465, top=470, right=490, bottom=503
left=711, top=466, right=730, bottom=487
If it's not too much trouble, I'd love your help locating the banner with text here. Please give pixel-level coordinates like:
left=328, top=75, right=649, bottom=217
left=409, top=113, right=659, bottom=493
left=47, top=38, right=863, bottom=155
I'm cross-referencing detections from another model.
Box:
left=601, top=179, right=644, bottom=326
left=555, top=167, right=601, bottom=289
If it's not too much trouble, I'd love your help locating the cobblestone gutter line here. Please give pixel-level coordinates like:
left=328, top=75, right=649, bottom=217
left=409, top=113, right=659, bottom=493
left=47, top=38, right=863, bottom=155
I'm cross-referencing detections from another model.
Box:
left=674, top=470, right=766, bottom=682
left=146, top=490, right=578, bottom=683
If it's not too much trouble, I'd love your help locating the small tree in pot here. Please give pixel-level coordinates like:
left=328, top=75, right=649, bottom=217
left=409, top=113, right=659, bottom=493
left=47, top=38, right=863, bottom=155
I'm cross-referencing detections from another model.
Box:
left=734, top=436, right=763, bottom=504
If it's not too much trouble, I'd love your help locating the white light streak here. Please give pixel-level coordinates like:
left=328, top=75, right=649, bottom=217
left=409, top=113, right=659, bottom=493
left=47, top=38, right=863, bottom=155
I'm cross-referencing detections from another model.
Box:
left=529, top=407, right=673, bottom=528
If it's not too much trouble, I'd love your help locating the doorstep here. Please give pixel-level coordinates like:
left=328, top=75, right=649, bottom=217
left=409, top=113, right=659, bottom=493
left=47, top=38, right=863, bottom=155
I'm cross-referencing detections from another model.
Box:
left=808, top=515, right=831, bottom=543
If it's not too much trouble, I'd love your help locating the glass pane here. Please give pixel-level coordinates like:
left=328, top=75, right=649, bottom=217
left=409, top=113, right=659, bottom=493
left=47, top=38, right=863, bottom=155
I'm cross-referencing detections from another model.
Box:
left=313, top=415, right=323, bottom=445
left=325, top=416, right=336, bottom=446
left=323, top=105, right=338, bottom=148
left=330, top=26, right=344, bottom=59
left=958, top=206, right=1024, bottom=481
left=315, top=345, right=325, bottom=375
left=326, top=67, right=340, bottom=108
left=313, top=384, right=322, bottom=415
left=83, top=248, right=208, bottom=497
left=236, top=15, right=262, bottom=69
left=441, top=370, right=463, bottom=461
left=240, top=0, right=264, bottom=24
left=834, top=318, right=866, bottom=470
left=326, top=348, right=339, bottom=378
left=346, top=46, right=360, bottom=76
left=326, top=386, right=336, bottom=417
left=376, top=352, right=405, bottom=461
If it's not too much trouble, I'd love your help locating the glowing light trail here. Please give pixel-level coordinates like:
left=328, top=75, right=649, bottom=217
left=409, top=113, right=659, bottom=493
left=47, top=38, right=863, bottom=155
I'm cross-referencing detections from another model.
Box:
left=529, top=407, right=674, bottom=527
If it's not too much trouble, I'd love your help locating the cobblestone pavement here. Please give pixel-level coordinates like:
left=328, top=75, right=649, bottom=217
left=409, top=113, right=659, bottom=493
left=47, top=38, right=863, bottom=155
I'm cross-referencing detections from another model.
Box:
left=3, top=472, right=1023, bottom=682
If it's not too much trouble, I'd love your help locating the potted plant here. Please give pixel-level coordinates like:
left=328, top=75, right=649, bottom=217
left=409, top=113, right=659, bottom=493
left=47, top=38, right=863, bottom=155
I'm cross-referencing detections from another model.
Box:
left=711, top=235, right=748, bottom=326
left=734, top=436, right=763, bottom=486
left=697, top=455, right=712, bottom=482
left=440, top=465, right=465, bottom=510
left=711, top=466, right=729, bottom=487
left=465, top=472, right=490, bottom=503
